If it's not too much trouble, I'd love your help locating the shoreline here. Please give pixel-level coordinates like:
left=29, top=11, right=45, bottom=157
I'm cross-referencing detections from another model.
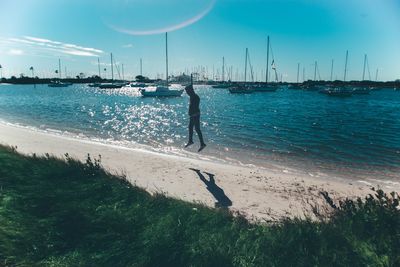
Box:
left=2, top=116, right=398, bottom=185
left=1, top=121, right=398, bottom=221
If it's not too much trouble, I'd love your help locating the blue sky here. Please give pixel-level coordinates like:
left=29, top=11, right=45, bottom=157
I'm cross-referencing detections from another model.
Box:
left=1, top=0, right=400, bottom=81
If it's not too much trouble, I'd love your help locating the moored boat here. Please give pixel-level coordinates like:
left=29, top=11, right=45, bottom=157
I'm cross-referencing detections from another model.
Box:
left=140, top=86, right=183, bottom=97
left=252, top=84, right=278, bottom=92
left=48, top=59, right=70, bottom=87
left=88, top=83, right=101, bottom=87
left=140, top=32, right=183, bottom=98
left=255, top=36, right=278, bottom=93
left=229, top=48, right=255, bottom=94
left=48, top=81, right=70, bottom=87
left=352, top=87, right=370, bottom=94
left=98, top=83, right=124, bottom=89
left=212, top=83, right=232, bottom=89
left=130, top=82, right=148, bottom=88
left=228, top=86, right=255, bottom=94
left=326, top=88, right=352, bottom=97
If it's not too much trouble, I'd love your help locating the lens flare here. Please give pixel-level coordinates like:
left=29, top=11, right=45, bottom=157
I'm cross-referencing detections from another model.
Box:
left=108, top=0, right=216, bottom=35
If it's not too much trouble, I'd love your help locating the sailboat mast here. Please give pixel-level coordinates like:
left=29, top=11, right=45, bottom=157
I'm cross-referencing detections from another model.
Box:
left=266, top=36, right=270, bottom=83
left=362, top=54, right=367, bottom=81
left=122, top=64, right=125, bottom=81
left=111, top=53, right=114, bottom=81
left=344, top=50, right=348, bottom=81
left=222, top=57, right=225, bottom=82
left=165, top=32, right=169, bottom=85
left=140, top=58, right=143, bottom=76
left=297, top=63, right=300, bottom=83
left=314, top=61, right=317, bottom=81
left=330, top=59, right=334, bottom=81
left=375, top=68, right=379, bottom=81
left=244, top=48, right=248, bottom=83
left=98, top=58, right=101, bottom=78
left=58, top=58, right=61, bottom=79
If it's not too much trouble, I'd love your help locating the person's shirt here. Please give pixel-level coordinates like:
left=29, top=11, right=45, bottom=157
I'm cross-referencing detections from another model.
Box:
left=189, top=93, right=200, bottom=116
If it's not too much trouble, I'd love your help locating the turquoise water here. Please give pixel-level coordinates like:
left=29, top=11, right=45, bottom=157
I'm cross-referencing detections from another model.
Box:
left=0, top=84, right=399, bottom=181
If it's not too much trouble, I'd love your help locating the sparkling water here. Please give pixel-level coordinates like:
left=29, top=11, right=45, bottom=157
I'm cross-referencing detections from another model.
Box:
left=0, top=84, right=399, bottom=182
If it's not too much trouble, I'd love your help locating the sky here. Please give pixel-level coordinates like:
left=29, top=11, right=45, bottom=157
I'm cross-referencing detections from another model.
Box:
left=0, top=0, right=400, bottom=82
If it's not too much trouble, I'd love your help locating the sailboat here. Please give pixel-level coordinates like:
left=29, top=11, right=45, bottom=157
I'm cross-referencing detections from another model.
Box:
left=99, top=53, right=124, bottom=89
left=229, top=48, right=255, bottom=94
left=212, top=57, right=233, bottom=89
left=141, top=33, right=184, bottom=97
left=88, top=58, right=102, bottom=87
left=325, top=50, right=352, bottom=97
left=48, top=59, right=70, bottom=87
left=253, top=36, right=277, bottom=92
left=353, top=54, right=371, bottom=95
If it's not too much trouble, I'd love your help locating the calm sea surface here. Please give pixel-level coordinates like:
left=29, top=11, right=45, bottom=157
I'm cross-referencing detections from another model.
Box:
left=0, top=84, right=399, bottom=182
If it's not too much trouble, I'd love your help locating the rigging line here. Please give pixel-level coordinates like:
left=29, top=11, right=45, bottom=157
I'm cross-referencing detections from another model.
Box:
left=317, top=63, right=321, bottom=80
left=247, top=50, right=255, bottom=82
left=269, top=41, right=279, bottom=82
left=113, top=56, right=122, bottom=80
left=115, top=64, right=122, bottom=80
left=366, top=56, right=371, bottom=80
left=270, top=41, right=275, bottom=61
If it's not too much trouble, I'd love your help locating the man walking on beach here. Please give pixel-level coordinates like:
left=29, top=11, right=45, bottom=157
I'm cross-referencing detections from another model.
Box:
left=185, top=85, right=206, bottom=152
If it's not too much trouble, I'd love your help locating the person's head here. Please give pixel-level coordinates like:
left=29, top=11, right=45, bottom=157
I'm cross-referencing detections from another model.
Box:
left=185, top=85, right=195, bottom=95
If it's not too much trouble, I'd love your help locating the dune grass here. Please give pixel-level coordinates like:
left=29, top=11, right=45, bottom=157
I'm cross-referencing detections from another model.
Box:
left=0, top=145, right=399, bottom=267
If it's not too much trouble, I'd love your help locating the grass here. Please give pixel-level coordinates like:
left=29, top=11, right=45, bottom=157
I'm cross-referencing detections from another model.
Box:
left=0, top=145, right=399, bottom=267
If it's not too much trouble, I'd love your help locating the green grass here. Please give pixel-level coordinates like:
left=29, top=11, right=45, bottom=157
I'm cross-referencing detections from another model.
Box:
left=0, top=145, right=399, bottom=267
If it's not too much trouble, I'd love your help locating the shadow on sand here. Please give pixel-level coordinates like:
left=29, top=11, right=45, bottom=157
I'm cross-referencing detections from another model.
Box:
left=189, top=168, right=232, bottom=208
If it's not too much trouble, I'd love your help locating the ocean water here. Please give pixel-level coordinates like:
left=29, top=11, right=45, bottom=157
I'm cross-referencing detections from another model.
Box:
left=0, top=84, right=399, bottom=182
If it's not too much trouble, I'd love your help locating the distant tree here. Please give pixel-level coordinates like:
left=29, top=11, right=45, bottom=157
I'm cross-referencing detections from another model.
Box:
left=135, top=75, right=150, bottom=83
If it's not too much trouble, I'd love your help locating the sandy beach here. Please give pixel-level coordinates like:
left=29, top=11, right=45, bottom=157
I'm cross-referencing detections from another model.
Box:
left=1, top=121, right=398, bottom=221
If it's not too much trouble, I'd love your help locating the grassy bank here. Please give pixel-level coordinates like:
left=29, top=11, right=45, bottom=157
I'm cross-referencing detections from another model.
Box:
left=0, top=145, right=399, bottom=267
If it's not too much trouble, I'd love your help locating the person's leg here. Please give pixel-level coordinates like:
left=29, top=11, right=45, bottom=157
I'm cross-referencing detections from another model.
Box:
left=194, top=115, right=205, bottom=146
left=185, top=117, right=194, bottom=147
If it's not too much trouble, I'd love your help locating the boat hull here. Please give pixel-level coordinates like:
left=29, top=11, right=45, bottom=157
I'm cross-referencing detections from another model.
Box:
left=327, top=90, right=352, bottom=97
left=88, top=83, right=102, bottom=87
left=48, top=83, right=69, bottom=87
left=98, top=84, right=123, bottom=89
left=352, top=88, right=370, bottom=95
left=212, top=84, right=232, bottom=89
left=229, top=87, right=255, bottom=94
left=140, top=89, right=184, bottom=97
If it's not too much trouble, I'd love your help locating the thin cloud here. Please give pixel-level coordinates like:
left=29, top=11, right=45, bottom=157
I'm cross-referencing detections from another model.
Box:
left=90, top=61, right=121, bottom=67
left=4, top=36, right=104, bottom=57
left=122, top=44, right=134, bottom=48
left=63, top=50, right=99, bottom=57
left=62, top=43, right=104, bottom=54
left=109, top=0, right=216, bottom=35
left=25, top=36, right=62, bottom=45
left=8, top=49, right=24, bottom=55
